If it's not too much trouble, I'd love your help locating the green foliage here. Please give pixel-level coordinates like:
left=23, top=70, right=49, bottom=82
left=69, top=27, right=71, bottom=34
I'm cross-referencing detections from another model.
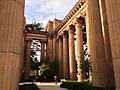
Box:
left=38, top=63, right=48, bottom=76
left=80, top=60, right=92, bottom=72
left=19, top=84, right=39, bottom=90
left=25, top=23, right=44, bottom=31
left=38, top=60, right=59, bottom=82
left=60, top=81, right=112, bottom=90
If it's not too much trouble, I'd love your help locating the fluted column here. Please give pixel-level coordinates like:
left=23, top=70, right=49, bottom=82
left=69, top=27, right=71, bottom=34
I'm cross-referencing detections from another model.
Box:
left=58, top=35, right=63, bottom=79
left=104, top=0, right=120, bottom=89
left=99, top=0, right=115, bottom=88
left=24, top=41, right=31, bottom=81
left=85, top=7, right=92, bottom=82
left=47, top=34, right=53, bottom=62
left=75, top=18, right=85, bottom=81
left=68, top=25, right=77, bottom=80
left=53, top=34, right=56, bottom=60
left=0, top=0, right=25, bottom=90
left=88, top=0, right=108, bottom=87
left=63, top=31, right=69, bottom=79
left=20, top=37, right=25, bottom=82
left=40, top=42, right=45, bottom=64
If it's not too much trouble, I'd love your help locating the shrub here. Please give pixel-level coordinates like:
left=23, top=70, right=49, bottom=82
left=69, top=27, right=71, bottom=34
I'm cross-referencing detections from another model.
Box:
left=60, top=80, right=113, bottom=90
left=19, top=84, right=39, bottom=90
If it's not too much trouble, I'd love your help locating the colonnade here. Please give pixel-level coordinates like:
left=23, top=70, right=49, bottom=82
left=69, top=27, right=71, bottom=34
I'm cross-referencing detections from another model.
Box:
left=0, top=0, right=120, bottom=90
left=24, top=40, right=47, bottom=81
left=49, top=18, right=86, bottom=81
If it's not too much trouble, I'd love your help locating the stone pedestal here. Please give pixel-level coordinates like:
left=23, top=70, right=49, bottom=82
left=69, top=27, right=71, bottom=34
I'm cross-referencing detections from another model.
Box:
left=58, top=35, right=63, bottom=79
left=0, top=0, right=25, bottom=90
left=88, top=0, right=108, bottom=87
left=75, top=18, right=85, bottom=82
left=99, top=0, right=115, bottom=88
left=24, top=41, right=31, bottom=81
left=63, top=31, right=69, bottom=79
left=105, top=0, right=120, bottom=89
left=40, top=42, right=45, bottom=64
left=68, top=25, right=77, bottom=80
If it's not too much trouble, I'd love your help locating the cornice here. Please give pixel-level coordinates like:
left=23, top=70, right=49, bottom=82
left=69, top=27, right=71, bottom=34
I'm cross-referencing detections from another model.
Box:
left=54, top=0, right=87, bottom=33
left=25, top=30, right=48, bottom=35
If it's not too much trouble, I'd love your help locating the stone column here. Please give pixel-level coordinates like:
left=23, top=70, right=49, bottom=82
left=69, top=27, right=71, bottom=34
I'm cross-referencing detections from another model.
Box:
left=0, top=0, right=25, bottom=90
left=40, top=42, right=45, bottom=64
left=88, top=0, right=108, bottom=87
left=46, top=43, right=48, bottom=61
left=53, top=34, right=56, bottom=60
left=75, top=18, right=85, bottom=81
left=24, top=41, right=31, bottom=81
left=104, top=0, right=120, bottom=89
left=63, top=31, right=69, bottom=79
left=99, top=0, right=115, bottom=88
left=68, top=25, right=77, bottom=80
left=58, top=35, right=63, bottom=79
left=47, top=34, right=53, bottom=62
left=86, top=6, right=92, bottom=82
left=20, top=37, right=25, bottom=82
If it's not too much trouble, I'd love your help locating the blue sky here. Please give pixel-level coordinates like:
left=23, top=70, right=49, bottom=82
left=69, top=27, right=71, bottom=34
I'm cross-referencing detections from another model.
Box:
left=25, top=0, right=77, bottom=27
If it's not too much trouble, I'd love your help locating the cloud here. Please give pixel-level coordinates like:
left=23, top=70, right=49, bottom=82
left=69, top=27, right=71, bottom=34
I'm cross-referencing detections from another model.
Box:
left=25, top=0, right=77, bottom=27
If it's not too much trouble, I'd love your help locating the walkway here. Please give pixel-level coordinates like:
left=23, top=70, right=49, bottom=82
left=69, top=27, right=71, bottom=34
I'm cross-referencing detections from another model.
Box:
left=36, top=82, right=69, bottom=90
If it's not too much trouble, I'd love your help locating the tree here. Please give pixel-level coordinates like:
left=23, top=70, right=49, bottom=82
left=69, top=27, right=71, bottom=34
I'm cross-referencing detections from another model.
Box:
left=38, top=60, right=59, bottom=82
left=25, top=22, right=44, bottom=31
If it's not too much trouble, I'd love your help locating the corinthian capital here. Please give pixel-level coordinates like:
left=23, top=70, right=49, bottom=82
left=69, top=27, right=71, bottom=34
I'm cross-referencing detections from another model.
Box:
left=74, top=17, right=85, bottom=25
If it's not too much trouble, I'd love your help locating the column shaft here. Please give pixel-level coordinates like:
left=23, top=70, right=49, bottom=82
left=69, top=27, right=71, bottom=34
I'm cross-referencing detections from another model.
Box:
left=24, top=41, right=31, bottom=81
left=63, top=31, right=69, bottom=79
left=40, top=42, right=45, bottom=64
left=105, top=0, right=120, bottom=89
left=0, top=0, right=25, bottom=90
left=58, top=35, right=63, bottom=79
left=68, top=25, right=77, bottom=80
left=47, top=36, right=53, bottom=62
left=53, top=34, right=56, bottom=60
left=75, top=18, right=85, bottom=81
left=99, top=0, right=115, bottom=88
left=88, top=0, right=108, bottom=87
left=86, top=6, right=92, bottom=82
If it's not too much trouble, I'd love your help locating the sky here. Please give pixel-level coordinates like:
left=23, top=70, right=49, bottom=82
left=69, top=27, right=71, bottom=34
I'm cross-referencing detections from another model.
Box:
left=25, top=0, right=78, bottom=27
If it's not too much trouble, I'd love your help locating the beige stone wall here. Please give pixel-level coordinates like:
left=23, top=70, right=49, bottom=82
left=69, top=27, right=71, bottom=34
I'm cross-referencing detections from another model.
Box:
left=0, top=0, right=25, bottom=90
left=105, top=0, right=120, bottom=90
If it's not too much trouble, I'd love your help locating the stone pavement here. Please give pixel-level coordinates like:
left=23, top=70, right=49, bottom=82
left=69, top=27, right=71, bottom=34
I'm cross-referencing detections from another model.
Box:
left=36, top=82, right=69, bottom=90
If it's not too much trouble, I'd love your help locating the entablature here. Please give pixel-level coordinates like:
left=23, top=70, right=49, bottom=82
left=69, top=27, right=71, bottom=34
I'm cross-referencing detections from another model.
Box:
left=24, top=30, right=48, bottom=43
left=54, top=0, right=87, bottom=35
